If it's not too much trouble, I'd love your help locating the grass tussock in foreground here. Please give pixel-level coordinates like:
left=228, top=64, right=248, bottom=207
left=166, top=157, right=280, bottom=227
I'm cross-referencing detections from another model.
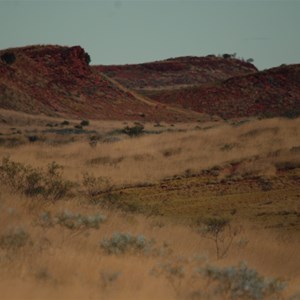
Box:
left=0, top=115, right=300, bottom=299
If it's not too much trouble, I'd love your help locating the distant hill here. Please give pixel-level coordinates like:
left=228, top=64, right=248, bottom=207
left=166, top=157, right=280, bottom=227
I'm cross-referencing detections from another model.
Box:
left=95, top=55, right=257, bottom=92
left=97, top=56, right=300, bottom=119
left=144, top=64, right=300, bottom=119
left=0, top=45, right=198, bottom=121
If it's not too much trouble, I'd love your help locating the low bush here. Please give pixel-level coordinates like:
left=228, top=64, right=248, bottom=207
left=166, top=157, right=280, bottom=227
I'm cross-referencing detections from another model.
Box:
left=82, top=173, right=112, bottom=199
left=27, top=135, right=39, bottom=143
left=80, top=120, right=90, bottom=126
left=197, top=262, right=286, bottom=300
left=0, top=227, right=30, bottom=251
left=100, top=232, right=154, bottom=255
left=122, top=124, right=144, bottom=137
left=198, top=217, right=239, bottom=259
left=61, top=120, right=70, bottom=126
left=0, top=157, right=72, bottom=200
left=37, top=210, right=106, bottom=230
left=88, top=135, right=100, bottom=147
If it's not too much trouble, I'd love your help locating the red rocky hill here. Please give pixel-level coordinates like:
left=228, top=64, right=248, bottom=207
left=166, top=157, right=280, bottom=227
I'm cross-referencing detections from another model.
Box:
left=0, top=45, right=198, bottom=121
left=95, top=55, right=257, bottom=92
left=146, top=64, right=300, bottom=119
left=1, top=45, right=298, bottom=121
left=97, top=56, right=300, bottom=119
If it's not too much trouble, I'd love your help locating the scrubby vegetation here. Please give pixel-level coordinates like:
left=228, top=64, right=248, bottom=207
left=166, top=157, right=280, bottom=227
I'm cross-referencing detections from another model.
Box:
left=198, top=217, right=239, bottom=259
left=0, top=115, right=299, bottom=299
left=100, top=232, right=155, bottom=255
left=0, top=157, right=72, bottom=200
left=121, top=123, right=144, bottom=137
left=197, top=262, right=286, bottom=299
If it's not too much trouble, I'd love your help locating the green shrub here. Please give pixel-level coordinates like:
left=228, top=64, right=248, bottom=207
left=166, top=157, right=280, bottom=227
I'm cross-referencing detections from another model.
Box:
left=88, top=135, right=100, bottom=147
left=282, top=109, right=300, bottom=119
left=38, top=210, right=106, bottom=230
left=122, top=124, right=144, bottom=137
left=80, top=120, right=90, bottom=126
left=82, top=173, right=112, bottom=200
left=56, top=210, right=106, bottom=230
left=199, top=217, right=238, bottom=259
left=44, top=162, right=73, bottom=200
left=197, top=262, right=286, bottom=300
left=24, top=168, right=44, bottom=196
left=149, top=257, right=185, bottom=295
left=0, top=227, right=30, bottom=251
left=27, top=135, right=39, bottom=143
left=0, top=157, right=72, bottom=200
left=100, top=232, right=154, bottom=255
left=61, top=120, right=70, bottom=126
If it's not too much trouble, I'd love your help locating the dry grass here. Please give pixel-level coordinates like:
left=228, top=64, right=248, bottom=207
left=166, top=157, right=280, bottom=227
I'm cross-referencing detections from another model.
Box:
left=1, top=116, right=299, bottom=186
left=1, top=112, right=300, bottom=299
left=0, top=190, right=299, bottom=299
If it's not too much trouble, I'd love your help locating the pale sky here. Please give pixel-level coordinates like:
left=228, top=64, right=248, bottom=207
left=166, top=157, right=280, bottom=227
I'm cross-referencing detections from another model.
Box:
left=0, top=0, right=299, bottom=70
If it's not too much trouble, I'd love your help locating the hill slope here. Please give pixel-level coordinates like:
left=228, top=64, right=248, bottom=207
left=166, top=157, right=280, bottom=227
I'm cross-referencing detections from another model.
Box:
left=0, top=45, right=199, bottom=121
left=95, top=55, right=257, bottom=92
left=97, top=57, right=299, bottom=119
left=147, top=64, right=300, bottom=119
left=1, top=45, right=298, bottom=121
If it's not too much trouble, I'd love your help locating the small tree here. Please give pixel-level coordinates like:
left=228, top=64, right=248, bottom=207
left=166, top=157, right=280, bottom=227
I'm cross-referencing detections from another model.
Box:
left=199, top=217, right=239, bottom=259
